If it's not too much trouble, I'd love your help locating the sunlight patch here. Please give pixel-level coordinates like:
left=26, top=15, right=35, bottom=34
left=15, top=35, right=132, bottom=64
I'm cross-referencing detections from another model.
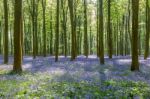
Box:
left=117, top=59, right=131, bottom=63
left=49, top=68, right=66, bottom=75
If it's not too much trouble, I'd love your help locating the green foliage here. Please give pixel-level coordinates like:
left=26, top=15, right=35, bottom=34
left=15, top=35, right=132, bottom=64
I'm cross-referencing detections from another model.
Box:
left=0, top=70, right=150, bottom=98
left=103, top=80, right=150, bottom=98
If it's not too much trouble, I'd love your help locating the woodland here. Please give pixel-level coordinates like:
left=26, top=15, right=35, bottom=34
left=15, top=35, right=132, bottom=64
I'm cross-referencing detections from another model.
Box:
left=0, top=0, right=150, bottom=98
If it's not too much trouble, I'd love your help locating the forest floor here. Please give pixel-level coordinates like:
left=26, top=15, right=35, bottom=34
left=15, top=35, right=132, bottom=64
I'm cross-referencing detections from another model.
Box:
left=0, top=55, right=150, bottom=98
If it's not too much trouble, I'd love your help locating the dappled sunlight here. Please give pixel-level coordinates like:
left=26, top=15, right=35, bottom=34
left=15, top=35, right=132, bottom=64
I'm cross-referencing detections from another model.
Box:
left=114, top=58, right=132, bottom=66
left=87, top=55, right=97, bottom=59
left=116, top=59, right=131, bottom=63
left=23, top=63, right=32, bottom=70
left=48, top=68, right=66, bottom=75
left=23, top=56, right=33, bottom=61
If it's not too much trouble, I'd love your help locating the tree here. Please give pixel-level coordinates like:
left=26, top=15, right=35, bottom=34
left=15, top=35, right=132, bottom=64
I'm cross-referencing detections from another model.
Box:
left=97, top=0, right=100, bottom=57
left=68, top=0, right=76, bottom=60
left=99, top=0, right=104, bottom=64
left=50, top=10, right=53, bottom=55
left=3, top=0, right=9, bottom=64
left=27, top=0, right=39, bottom=59
left=61, top=0, right=68, bottom=57
left=131, top=0, right=139, bottom=71
left=3, top=0, right=8, bottom=64
left=55, top=0, right=60, bottom=61
left=144, top=0, right=150, bottom=59
left=107, top=0, right=113, bottom=59
left=83, top=0, right=88, bottom=58
left=0, top=0, right=148, bottom=66
left=42, top=0, right=46, bottom=57
left=13, top=0, right=23, bottom=73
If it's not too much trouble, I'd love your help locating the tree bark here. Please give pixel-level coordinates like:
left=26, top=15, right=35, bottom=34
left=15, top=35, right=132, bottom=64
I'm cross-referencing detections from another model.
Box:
left=107, top=0, right=113, bottom=59
left=55, top=0, right=60, bottom=61
left=42, top=0, right=47, bottom=57
left=68, top=0, right=76, bottom=60
left=131, top=0, right=139, bottom=71
left=84, top=0, right=88, bottom=58
left=13, top=0, right=23, bottom=73
left=3, top=0, right=9, bottom=64
left=144, top=0, right=150, bottom=59
left=99, top=0, right=104, bottom=64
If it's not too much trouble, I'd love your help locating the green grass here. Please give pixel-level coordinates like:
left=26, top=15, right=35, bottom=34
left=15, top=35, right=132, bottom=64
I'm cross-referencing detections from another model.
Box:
left=0, top=70, right=150, bottom=99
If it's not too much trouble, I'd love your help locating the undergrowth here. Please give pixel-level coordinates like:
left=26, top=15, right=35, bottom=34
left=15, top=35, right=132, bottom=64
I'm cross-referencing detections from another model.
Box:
left=0, top=70, right=150, bottom=99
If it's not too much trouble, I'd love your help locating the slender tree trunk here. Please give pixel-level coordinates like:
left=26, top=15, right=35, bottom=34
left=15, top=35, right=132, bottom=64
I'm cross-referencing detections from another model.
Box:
left=50, top=10, right=53, bottom=55
left=131, top=0, right=139, bottom=71
left=99, top=0, right=104, bottom=64
left=13, top=0, right=23, bottom=73
left=125, top=16, right=128, bottom=55
left=74, top=2, right=77, bottom=58
left=128, top=0, right=132, bottom=55
left=3, top=0, right=9, bottom=64
left=90, top=26, right=92, bottom=54
left=21, top=13, right=24, bottom=59
left=61, top=0, right=68, bottom=57
left=32, top=16, right=36, bottom=58
left=97, top=0, right=100, bottom=57
left=68, top=0, right=76, bottom=60
left=78, top=17, right=82, bottom=55
left=35, top=9, right=38, bottom=56
left=107, top=0, right=113, bottom=58
left=55, top=0, right=59, bottom=61
left=116, top=19, right=119, bottom=56
left=144, top=0, right=150, bottom=59
left=84, top=0, right=88, bottom=58
left=30, top=0, right=36, bottom=59
left=27, top=0, right=39, bottom=59
left=42, top=0, right=46, bottom=57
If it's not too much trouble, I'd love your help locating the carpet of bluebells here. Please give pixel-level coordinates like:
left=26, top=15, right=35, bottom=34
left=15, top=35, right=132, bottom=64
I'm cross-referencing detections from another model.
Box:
left=0, top=55, right=150, bottom=98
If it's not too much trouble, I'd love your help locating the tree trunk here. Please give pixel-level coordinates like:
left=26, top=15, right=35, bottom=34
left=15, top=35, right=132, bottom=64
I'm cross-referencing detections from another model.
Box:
left=3, top=0, right=9, bottom=64
left=97, top=0, right=100, bottom=57
left=107, top=0, right=113, bottom=59
left=50, top=10, right=53, bottom=55
left=61, top=0, right=68, bottom=57
left=131, top=0, right=139, bottom=71
left=144, top=0, right=150, bottom=59
left=84, top=0, right=88, bottom=58
left=55, top=0, right=59, bottom=61
left=42, top=0, right=46, bottom=57
left=99, top=0, right=104, bottom=64
left=68, top=0, right=76, bottom=60
left=13, top=0, right=23, bottom=73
